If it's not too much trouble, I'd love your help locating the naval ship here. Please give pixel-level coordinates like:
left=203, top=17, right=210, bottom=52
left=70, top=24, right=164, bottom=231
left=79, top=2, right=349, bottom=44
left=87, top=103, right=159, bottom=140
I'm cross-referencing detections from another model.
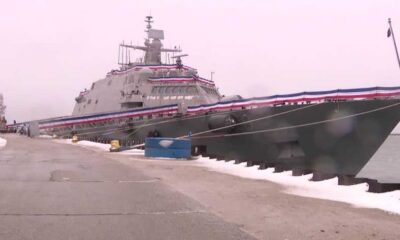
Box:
left=11, top=16, right=400, bottom=181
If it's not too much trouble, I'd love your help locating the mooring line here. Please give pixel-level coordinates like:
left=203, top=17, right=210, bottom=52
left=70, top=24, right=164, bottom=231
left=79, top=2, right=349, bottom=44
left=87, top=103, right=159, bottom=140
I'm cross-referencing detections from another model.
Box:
left=189, top=101, right=400, bottom=139
left=127, top=102, right=325, bottom=149
left=179, top=102, right=324, bottom=139
left=127, top=101, right=400, bottom=148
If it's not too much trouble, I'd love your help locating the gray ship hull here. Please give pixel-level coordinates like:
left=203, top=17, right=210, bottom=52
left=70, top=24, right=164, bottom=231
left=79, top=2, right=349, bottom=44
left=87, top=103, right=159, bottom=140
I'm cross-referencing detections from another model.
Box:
left=65, top=99, right=400, bottom=177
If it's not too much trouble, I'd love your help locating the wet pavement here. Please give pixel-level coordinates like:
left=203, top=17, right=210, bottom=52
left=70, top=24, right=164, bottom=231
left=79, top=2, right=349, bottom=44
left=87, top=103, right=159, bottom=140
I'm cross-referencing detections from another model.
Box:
left=0, top=135, right=254, bottom=240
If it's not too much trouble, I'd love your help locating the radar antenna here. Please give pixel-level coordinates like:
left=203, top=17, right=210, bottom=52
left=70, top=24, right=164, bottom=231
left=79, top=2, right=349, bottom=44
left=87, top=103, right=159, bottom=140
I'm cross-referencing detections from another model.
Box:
left=118, top=16, right=182, bottom=65
left=388, top=18, right=400, bottom=69
left=171, top=54, right=189, bottom=68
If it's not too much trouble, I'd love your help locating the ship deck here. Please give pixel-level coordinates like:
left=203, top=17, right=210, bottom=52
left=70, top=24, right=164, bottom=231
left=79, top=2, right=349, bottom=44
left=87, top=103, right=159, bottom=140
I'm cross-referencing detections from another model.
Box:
left=1, top=134, right=400, bottom=239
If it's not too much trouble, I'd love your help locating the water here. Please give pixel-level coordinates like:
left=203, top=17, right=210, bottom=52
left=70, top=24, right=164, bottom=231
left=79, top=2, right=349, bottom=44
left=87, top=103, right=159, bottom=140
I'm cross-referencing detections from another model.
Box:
left=357, top=134, right=400, bottom=183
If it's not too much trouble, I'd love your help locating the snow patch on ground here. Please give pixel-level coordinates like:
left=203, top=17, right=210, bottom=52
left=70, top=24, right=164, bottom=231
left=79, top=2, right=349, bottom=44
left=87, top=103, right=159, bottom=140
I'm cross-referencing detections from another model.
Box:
left=0, top=137, right=6, bottom=148
left=38, top=134, right=54, bottom=139
left=75, top=140, right=111, bottom=151
left=196, top=157, right=400, bottom=215
left=115, top=148, right=145, bottom=156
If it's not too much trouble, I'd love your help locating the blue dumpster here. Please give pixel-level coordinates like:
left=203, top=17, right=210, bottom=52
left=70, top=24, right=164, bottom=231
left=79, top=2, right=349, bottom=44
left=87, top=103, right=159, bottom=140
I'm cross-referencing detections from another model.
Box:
left=145, top=137, right=192, bottom=159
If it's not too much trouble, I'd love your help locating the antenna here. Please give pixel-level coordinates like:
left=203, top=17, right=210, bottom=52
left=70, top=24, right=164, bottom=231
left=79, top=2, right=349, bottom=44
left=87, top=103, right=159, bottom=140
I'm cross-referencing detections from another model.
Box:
left=388, top=18, right=400, bottom=69
left=121, top=41, right=125, bottom=66
left=118, top=45, right=121, bottom=65
left=171, top=54, right=189, bottom=59
left=129, top=41, right=133, bottom=64
left=125, top=44, right=128, bottom=65
left=145, top=15, right=153, bottom=32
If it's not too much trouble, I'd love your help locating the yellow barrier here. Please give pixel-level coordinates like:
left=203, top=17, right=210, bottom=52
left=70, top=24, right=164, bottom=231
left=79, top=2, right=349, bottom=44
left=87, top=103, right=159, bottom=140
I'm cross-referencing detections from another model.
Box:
left=72, top=135, right=78, bottom=143
left=110, top=140, right=121, bottom=152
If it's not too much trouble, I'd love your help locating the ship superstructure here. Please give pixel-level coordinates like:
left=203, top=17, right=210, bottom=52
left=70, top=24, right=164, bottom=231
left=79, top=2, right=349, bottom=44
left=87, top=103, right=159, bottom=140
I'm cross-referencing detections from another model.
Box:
left=72, top=16, right=221, bottom=116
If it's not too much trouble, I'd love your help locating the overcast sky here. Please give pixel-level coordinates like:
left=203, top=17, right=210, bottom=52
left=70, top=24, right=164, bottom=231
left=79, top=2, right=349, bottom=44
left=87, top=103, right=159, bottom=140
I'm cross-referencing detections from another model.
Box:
left=1, top=0, right=400, bottom=124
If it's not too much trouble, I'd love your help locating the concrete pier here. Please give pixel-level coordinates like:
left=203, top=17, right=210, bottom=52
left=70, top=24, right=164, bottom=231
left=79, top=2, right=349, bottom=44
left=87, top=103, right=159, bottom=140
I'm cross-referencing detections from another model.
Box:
left=1, top=134, right=400, bottom=240
left=0, top=135, right=253, bottom=240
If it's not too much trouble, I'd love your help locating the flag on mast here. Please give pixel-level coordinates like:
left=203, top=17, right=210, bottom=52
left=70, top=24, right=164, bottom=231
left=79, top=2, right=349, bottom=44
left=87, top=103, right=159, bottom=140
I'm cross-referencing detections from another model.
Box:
left=388, top=28, right=392, bottom=38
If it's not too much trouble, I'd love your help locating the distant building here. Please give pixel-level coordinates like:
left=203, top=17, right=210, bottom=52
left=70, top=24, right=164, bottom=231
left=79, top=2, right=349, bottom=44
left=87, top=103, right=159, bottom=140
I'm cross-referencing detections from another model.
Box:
left=0, top=94, right=7, bottom=130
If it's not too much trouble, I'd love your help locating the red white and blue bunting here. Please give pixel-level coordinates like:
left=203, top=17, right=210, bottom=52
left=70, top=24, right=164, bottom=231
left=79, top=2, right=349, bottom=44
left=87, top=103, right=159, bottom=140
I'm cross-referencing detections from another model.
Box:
left=7, top=86, right=400, bottom=130
left=186, top=86, right=400, bottom=114
left=38, top=105, right=178, bottom=129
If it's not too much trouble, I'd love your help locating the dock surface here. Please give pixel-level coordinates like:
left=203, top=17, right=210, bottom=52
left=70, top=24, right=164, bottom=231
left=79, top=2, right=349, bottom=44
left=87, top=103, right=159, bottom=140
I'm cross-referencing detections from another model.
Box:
left=1, top=135, right=400, bottom=240
left=0, top=135, right=253, bottom=240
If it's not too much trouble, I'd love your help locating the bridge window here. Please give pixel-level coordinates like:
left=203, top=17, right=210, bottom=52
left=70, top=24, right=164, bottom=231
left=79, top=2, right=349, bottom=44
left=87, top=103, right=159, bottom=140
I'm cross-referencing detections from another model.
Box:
left=201, top=86, right=208, bottom=94
left=201, top=86, right=218, bottom=95
left=165, top=86, right=174, bottom=94
left=172, top=86, right=179, bottom=94
left=151, top=86, right=159, bottom=94
left=178, top=86, right=186, bottom=94
left=187, top=86, right=198, bottom=94
left=158, top=86, right=165, bottom=94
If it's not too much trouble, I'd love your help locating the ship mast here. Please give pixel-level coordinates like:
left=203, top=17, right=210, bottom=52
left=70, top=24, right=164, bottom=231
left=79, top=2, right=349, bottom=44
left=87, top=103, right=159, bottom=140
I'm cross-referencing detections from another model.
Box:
left=145, top=15, right=153, bottom=36
left=119, top=16, right=181, bottom=65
